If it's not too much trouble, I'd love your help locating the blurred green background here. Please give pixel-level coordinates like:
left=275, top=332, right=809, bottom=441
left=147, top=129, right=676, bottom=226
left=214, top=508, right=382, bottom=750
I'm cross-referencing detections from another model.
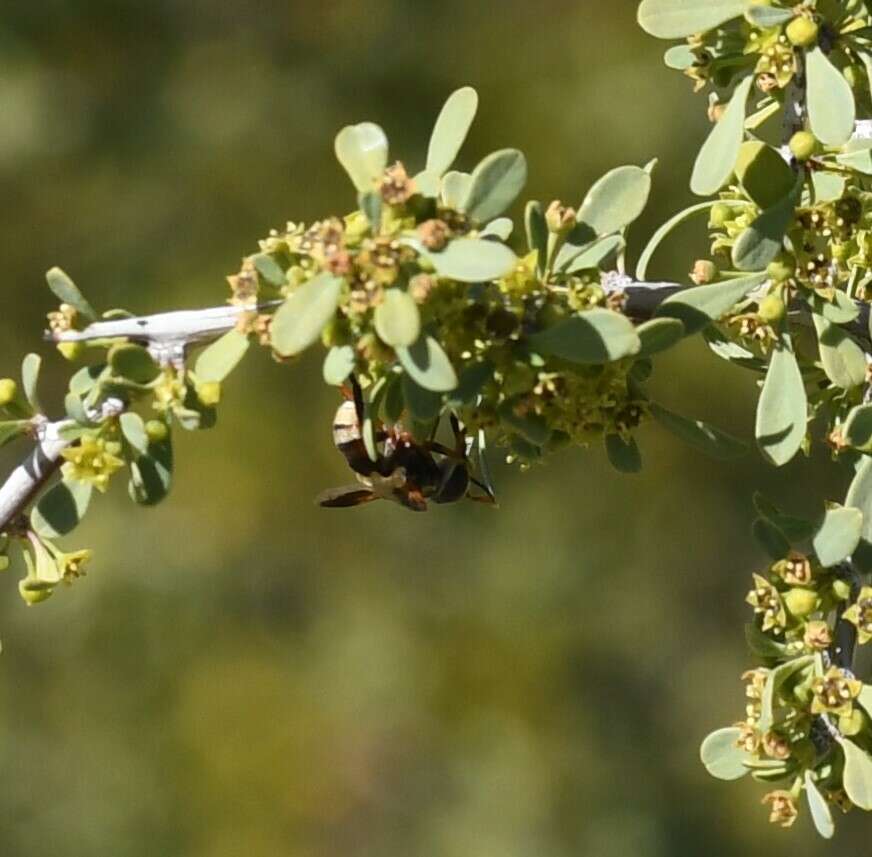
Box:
left=0, top=1, right=858, bottom=854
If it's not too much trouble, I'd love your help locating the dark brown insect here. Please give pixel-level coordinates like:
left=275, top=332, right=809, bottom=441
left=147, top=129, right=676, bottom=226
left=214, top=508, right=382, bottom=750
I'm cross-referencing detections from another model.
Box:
left=317, top=376, right=495, bottom=511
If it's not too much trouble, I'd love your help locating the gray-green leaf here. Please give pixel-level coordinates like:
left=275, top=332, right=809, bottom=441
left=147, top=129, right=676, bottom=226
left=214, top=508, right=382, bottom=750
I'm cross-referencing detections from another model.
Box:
left=699, top=727, right=749, bottom=781
left=638, top=0, right=746, bottom=38
left=195, top=330, right=250, bottom=383
left=461, top=149, right=527, bottom=223
left=46, top=267, right=97, bottom=321
left=334, top=122, right=389, bottom=192
left=805, top=771, right=835, bottom=840
left=396, top=336, right=458, bottom=392
left=812, top=313, right=867, bottom=390
left=579, top=166, right=651, bottom=236
left=656, top=272, right=767, bottom=334
left=636, top=317, right=685, bottom=357
left=529, top=309, right=641, bottom=364
left=812, top=504, right=863, bottom=567
left=374, top=289, right=421, bottom=347
left=119, top=412, right=149, bottom=456
left=21, top=353, right=41, bottom=413
left=807, top=46, right=856, bottom=146
left=31, top=478, right=93, bottom=539
left=426, top=87, right=478, bottom=176
left=323, top=345, right=356, bottom=386
left=756, top=340, right=807, bottom=467
left=605, top=433, right=642, bottom=473
left=427, top=238, right=517, bottom=283
left=842, top=738, right=872, bottom=810
left=270, top=273, right=343, bottom=357
left=732, top=187, right=797, bottom=272
left=650, top=402, right=748, bottom=459
left=690, top=76, right=753, bottom=197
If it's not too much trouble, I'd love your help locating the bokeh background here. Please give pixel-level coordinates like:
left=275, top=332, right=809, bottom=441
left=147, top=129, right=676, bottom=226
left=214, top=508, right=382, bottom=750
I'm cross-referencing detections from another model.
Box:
left=0, top=1, right=859, bottom=854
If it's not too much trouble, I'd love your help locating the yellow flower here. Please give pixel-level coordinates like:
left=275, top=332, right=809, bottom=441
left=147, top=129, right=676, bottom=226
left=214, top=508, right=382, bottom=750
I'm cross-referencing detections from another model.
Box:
left=811, top=667, right=862, bottom=718
left=843, top=586, right=872, bottom=645
left=61, top=436, right=124, bottom=493
left=57, top=549, right=92, bottom=582
left=772, top=551, right=813, bottom=586
left=746, top=573, right=787, bottom=633
left=804, top=620, right=832, bottom=651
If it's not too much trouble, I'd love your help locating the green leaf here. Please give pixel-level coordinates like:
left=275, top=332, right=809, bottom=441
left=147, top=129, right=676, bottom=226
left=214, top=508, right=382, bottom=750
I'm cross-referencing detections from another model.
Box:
left=480, top=217, right=514, bottom=241
left=813, top=290, right=859, bottom=324
left=427, top=238, right=517, bottom=283
left=69, top=364, right=105, bottom=397
left=461, top=149, right=527, bottom=223
left=252, top=254, right=286, bottom=288
left=812, top=504, right=863, bottom=567
left=605, top=433, right=642, bottom=473
left=807, top=46, right=856, bottom=146
left=690, top=76, right=753, bottom=196
left=759, top=656, right=813, bottom=733
left=21, top=353, right=41, bottom=413
left=754, top=492, right=816, bottom=542
left=374, top=289, right=421, bottom=347
left=664, top=45, right=695, bottom=70
left=529, top=308, right=641, bottom=364
left=31, top=478, right=93, bottom=539
left=401, top=373, right=442, bottom=421
left=441, top=171, right=472, bottom=209
left=359, top=190, right=383, bottom=229
left=396, top=336, right=458, bottom=392
left=334, top=122, right=389, bottom=192
left=805, top=771, right=835, bottom=840
left=755, top=340, right=807, bottom=467
left=650, top=402, right=748, bottom=459
left=845, top=404, right=872, bottom=452
left=45, top=267, right=97, bottom=321
left=837, top=140, right=872, bottom=174
left=842, top=738, right=872, bottom=810
left=119, top=412, right=149, bottom=455
left=735, top=141, right=796, bottom=210
left=270, top=273, right=343, bottom=357
left=745, top=5, right=795, bottom=26
left=656, top=272, right=767, bottom=334
left=426, top=86, right=478, bottom=176
left=0, top=420, right=29, bottom=448
left=579, top=166, right=651, bottom=236
left=812, top=313, right=867, bottom=390
left=557, top=234, right=624, bottom=274
left=732, top=187, right=797, bottom=272
left=846, top=458, right=872, bottom=573
left=636, top=317, right=685, bottom=356
left=745, top=622, right=788, bottom=658
left=108, top=343, right=161, bottom=385
left=322, top=345, right=355, bottom=386
left=699, top=728, right=749, bottom=781
left=812, top=171, right=846, bottom=204
left=195, top=330, right=250, bottom=383
left=129, top=433, right=173, bottom=506
left=383, top=375, right=404, bottom=423
left=638, top=0, right=746, bottom=37
left=751, top=517, right=790, bottom=560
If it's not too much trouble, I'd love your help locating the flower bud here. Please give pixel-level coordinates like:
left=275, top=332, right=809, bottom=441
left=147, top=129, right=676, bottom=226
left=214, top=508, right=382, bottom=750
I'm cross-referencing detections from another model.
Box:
left=788, top=130, right=818, bottom=163
left=783, top=587, right=819, bottom=618
left=757, top=294, right=786, bottom=324
left=0, top=378, right=18, bottom=407
left=196, top=381, right=222, bottom=407
left=545, top=201, right=577, bottom=235
left=832, top=578, right=853, bottom=601
left=57, top=342, right=84, bottom=362
left=145, top=419, right=169, bottom=444
left=709, top=203, right=732, bottom=229
left=767, top=255, right=795, bottom=283
left=786, top=16, right=819, bottom=48
left=690, top=260, right=718, bottom=285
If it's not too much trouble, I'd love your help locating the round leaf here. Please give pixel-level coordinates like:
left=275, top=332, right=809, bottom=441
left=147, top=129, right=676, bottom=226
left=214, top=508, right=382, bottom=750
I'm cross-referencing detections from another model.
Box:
left=579, top=166, right=651, bottom=236
left=812, top=504, right=863, bottom=567
left=699, top=728, right=749, bottom=781
left=845, top=404, right=872, bottom=452
left=334, top=122, right=389, bottom=192
left=31, top=478, right=93, bottom=539
left=530, top=308, right=641, bottom=364
left=461, top=149, right=528, bottom=223
left=109, top=344, right=160, bottom=385
left=734, top=141, right=796, bottom=210
left=374, top=289, right=421, bottom=347
left=842, top=738, right=872, bottom=810
left=427, top=238, right=517, bottom=283
left=396, top=336, right=458, bottom=392
left=322, top=345, right=356, bottom=386
left=270, top=274, right=343, bottom=357
left=812, top=313, right=867, bottom=390
left=638, top=0, right=746, bottom=38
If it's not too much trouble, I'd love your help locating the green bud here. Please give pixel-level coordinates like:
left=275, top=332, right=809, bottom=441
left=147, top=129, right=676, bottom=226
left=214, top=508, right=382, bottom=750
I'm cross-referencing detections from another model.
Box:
left=197, top=381, right=222, bottom=407
left=544, top=201, right=577, bottom=235
left=767, top=256, right=795, bottom=283
left=833, top=578, right=853, bottom=601
left=786, top=16, right=819, bottom=48
left=0, top=378, right=18, bottom=407
left=788, top=130, right=818, bottom=163
left=145, top=419, right=169, bottom=444
left=839, top=708, right=866, bottom=737
left=18, top=578, right=53, bottom=605
left=758, top=294, right=786, bottom=324
left=784, top=587, right=819, bottom=618
left=709, top=203, right=732, bottom=229
left=57, top=342, right=84, bottom=362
